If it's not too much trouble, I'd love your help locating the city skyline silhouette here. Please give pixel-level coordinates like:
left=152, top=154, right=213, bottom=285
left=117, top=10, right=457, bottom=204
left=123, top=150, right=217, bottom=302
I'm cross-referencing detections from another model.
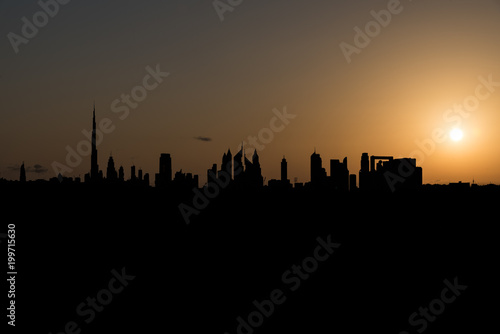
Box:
left=3, top=2, right=500, bottom=185
left=1, top=106, right=496, bottom=191
left=2, top=1, right=500, bottom=333
left=3, top=105, right=499, bottom=228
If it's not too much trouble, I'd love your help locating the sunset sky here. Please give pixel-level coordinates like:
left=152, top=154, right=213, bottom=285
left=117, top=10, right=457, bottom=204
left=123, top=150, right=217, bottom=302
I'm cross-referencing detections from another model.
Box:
left=1, top=0, right=500, bottom=184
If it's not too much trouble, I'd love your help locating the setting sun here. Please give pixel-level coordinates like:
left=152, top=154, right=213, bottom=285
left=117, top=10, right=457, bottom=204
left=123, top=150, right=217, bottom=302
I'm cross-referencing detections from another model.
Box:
left=450, top=128, right=464, bottom=142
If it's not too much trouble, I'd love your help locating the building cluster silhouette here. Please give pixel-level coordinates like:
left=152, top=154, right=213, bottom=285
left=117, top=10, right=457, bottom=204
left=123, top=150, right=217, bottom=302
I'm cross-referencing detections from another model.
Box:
left=359, top=153, right=422, bottom=192
left=81, top=106, right=150, bottom=186
left=76, top=108, right=422, bottom=193
left=204, top=146, right=264, bottom=189
left=307, top=150, right=350, bottom=191
left=9, top=106, right=490, bottom=194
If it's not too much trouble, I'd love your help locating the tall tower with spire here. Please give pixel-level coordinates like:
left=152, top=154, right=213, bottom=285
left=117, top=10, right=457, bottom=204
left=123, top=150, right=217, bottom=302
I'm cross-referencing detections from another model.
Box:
left=90, top=103, right=99, bottom=180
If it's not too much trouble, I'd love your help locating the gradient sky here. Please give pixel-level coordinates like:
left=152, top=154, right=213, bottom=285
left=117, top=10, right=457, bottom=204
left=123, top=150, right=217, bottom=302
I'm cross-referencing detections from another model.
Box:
left=2, top=0, right=500, bottom=184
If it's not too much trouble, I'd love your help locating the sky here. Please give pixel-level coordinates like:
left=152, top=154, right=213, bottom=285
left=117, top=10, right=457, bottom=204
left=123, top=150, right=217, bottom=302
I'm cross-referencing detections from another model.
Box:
left=1, top=0, right=500, bottom=185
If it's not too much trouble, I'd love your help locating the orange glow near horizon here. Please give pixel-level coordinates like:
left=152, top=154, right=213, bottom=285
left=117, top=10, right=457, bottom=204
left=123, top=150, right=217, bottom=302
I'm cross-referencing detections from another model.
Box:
left=1, top=0, right=500, bottom=185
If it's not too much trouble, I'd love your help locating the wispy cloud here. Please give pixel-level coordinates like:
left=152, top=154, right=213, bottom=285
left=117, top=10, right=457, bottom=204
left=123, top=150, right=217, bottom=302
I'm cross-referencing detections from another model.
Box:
left=27, top=164, right=48, bottom=174
left=194, top=136, right=212, bottom=142
left=6, top=163, right=48, bottom=174
left=7, top=164, right=20, bottom=171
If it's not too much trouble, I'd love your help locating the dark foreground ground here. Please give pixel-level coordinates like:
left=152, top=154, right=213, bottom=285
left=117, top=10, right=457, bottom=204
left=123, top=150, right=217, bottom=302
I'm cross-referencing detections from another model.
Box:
left=1, top=183, right=499, bottom=333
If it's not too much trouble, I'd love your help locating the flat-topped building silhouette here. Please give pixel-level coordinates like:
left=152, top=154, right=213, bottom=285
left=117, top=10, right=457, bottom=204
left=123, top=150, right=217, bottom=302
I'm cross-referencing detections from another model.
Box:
left=173, top=170, right=199, bottom=189
left=207, top=163, right=217, bottom=185
left=131, top=165, right=136, bottom=181
left=359, top=153, right=422, bottom=192
left=349, top=174, right=357, bottom=191
left=155, top=153, right=172, bottom=188
left=359, top=152, right=370, bottom=190
left=330, top=157, right=349, bottom=191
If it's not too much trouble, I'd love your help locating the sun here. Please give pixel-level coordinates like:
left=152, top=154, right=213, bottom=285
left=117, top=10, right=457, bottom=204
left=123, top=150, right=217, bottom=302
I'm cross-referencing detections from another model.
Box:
left=450, top=128, right=464, bottom=142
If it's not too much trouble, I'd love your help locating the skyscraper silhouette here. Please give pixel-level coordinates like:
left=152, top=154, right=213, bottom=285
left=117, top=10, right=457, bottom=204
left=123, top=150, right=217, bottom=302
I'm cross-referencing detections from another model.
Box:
left=281, top=156, right=288, bottom=182
left=349, top=174, right=357, bottom=191
left=311, top=150, right=326, bottom=184
left=219, top=149, right=232, bottom=180
left=119, top=166, right=124, bottom=182
left=90, top=104, right=99, bottom=180
left=252, top=149, right=263, bottom=186
left=106, top=155, right=118, bottom=181
left=330, top=157, right=349, bottom=191
left=241, top=149, right=263, bottom=187
left=131, top=165, right=136, bottom=181
left=268, top=156, right=291, bottom=189
left=359, top=153, right=370, bottom=190
left=207, top=163, right=217, bottom=185
left=155, top=153, right=172, bottom=187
